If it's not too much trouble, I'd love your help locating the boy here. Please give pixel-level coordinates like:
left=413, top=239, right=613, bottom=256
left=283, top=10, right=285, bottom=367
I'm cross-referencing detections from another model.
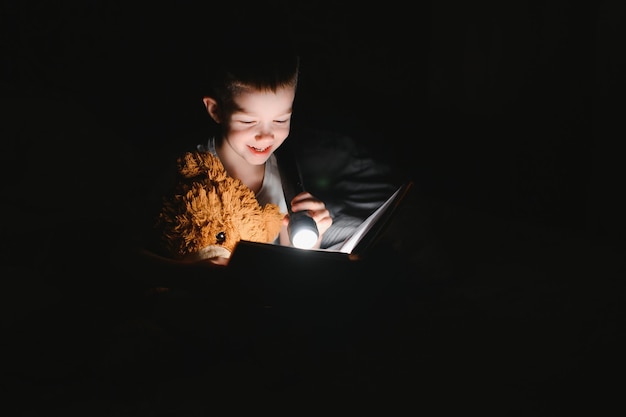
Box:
left=196, top=47, right=332, bottom=250
left=146, top=21, right=400, bottom=264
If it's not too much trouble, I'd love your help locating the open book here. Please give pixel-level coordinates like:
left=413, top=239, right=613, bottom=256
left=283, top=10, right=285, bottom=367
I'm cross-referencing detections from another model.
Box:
left=228, top=180, right=413, bottom=265
left=334, top=180, right=413, bottom=256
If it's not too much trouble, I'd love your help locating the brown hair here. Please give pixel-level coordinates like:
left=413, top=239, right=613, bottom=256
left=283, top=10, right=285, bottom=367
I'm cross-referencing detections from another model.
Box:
left=209, top=51, right=300, bottom=116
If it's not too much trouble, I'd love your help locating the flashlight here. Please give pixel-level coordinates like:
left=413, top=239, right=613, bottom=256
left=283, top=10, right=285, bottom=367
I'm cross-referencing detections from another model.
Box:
left=288, top=210, right=319, bottom=249
left=286, top=156, right=319, bottom=249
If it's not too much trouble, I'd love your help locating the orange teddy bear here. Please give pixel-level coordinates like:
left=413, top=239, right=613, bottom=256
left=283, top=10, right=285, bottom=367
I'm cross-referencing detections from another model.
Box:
left=156, top=151, right=285, bottom=264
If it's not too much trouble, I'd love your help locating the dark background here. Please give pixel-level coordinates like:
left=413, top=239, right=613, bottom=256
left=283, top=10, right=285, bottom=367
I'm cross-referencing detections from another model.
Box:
left=2, top=0, right=624, bottom=239
left=2, top=1, right=625, bottom=415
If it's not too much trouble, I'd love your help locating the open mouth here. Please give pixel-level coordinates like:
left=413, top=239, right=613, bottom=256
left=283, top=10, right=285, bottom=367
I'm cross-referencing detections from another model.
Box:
left=249, top=145, right=271, bottom=153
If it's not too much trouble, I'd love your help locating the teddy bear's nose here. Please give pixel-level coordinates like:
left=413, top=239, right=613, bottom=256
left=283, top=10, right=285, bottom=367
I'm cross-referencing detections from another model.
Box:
left=216, top=231, right=226, bottom=244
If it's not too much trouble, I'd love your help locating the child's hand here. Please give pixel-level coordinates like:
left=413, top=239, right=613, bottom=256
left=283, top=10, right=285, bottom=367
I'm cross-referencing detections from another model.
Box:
left=287, top=192, right=332, bottom=247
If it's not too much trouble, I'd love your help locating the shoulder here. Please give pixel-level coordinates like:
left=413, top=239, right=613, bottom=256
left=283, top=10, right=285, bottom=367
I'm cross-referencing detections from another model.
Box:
left=284, top=126, right=399, bottom=185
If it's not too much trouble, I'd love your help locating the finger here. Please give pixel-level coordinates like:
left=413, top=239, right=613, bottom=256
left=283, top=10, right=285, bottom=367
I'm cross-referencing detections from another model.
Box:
left=290, top=191, right=313, bottom=204
left=291, top=198, right=325, bottom=213
left=311, top=209, right=333, bottom=235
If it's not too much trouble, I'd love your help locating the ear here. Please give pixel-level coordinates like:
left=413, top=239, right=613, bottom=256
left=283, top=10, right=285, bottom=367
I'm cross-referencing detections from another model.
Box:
left=202, top=97, right=221, bottom=123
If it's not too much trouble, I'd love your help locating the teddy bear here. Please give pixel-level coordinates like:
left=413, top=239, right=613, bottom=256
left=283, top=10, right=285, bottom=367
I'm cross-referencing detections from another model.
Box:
left=155, top=151, right=285, bottom=263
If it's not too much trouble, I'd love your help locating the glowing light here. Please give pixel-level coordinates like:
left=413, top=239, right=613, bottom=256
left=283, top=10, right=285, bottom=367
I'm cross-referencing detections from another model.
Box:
left=288, top=212, right=319, bottom=249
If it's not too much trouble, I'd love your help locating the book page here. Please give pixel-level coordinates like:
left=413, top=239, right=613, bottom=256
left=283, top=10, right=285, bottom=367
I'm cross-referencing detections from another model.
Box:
left=337, top=185, right=403, bottom=254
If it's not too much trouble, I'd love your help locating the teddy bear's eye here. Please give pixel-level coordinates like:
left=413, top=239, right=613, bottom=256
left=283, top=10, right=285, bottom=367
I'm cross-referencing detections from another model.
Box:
left=216, top=231, right=226, bottom=244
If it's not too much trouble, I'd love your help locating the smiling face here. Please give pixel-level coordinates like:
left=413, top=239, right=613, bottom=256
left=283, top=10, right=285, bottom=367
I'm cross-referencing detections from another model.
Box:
left=210, top=85, right=295, bottom=167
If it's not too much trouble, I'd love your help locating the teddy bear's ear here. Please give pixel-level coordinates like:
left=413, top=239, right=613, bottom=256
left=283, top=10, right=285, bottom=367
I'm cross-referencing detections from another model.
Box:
left=177, top=152, right=228, bottom=182
left=177, top=152, right=203, bottom=178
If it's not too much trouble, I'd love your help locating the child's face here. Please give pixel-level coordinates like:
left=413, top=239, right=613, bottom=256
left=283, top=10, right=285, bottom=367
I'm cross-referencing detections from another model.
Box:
left=222, top=85, right=295, bottom=166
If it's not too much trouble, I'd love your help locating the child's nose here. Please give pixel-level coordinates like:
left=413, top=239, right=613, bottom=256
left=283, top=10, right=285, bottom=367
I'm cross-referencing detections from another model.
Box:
left=255, top=123, right=274, bottom=138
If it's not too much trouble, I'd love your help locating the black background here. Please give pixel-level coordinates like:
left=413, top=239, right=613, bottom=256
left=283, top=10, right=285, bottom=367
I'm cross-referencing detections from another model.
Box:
left=2, top=1, right=625, bottom=415
left=3, top=1, right=625, bottom=237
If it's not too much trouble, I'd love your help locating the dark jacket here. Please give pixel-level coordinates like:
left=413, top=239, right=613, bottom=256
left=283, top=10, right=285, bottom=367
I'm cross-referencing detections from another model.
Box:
left=277, top=126, right=402, bottom=249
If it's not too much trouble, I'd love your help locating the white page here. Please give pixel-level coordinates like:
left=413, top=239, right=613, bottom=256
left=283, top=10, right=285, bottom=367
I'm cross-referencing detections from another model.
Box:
left=337, top=185, right=402, bottom=254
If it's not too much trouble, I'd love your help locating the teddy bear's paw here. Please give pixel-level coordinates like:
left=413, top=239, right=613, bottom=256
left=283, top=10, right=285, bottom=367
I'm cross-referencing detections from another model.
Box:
left=184, top=245, right=232, bottom=262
